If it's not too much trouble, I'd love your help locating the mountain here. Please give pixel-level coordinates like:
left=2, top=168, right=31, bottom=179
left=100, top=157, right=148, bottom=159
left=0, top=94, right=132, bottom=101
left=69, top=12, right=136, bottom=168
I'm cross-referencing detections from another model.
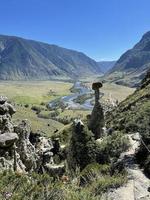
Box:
left=106, top=31, right=150, bottom=87
left=0, top=35, right=102, bottom=80
left=97, top=61, right=116, bottom=73
left=106, top=69, right=150, bottom=176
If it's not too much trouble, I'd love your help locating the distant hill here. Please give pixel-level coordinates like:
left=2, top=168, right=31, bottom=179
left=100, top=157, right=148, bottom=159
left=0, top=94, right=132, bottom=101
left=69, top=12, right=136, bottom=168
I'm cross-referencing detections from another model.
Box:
left=106, top=31, right=150, bottom=87
left=0, top=35, right=102, bottom=80
left=97, top=61, right=116, bottom=73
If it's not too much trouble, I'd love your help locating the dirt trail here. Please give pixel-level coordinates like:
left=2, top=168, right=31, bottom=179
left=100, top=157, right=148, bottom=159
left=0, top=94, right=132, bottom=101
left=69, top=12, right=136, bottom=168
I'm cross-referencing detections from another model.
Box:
left=107, top=134, right=150, bottom=200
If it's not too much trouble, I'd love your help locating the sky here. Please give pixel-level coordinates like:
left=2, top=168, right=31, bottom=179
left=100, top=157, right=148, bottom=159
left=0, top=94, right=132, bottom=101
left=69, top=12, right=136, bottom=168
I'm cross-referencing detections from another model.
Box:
left=0, top=0, right=150, bottom=61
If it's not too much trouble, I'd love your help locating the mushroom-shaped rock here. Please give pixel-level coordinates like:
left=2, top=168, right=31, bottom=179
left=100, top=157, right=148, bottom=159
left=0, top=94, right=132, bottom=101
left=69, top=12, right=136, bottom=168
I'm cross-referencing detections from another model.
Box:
left=0, top=132, right=18, bottom=147
left=92, top=82, right=103, bottom=90
left=0, top=96, right=8, bottom=105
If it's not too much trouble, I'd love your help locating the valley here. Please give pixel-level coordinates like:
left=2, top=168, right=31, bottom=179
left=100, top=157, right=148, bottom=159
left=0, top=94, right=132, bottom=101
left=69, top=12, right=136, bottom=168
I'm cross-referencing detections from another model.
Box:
left=1, top=0, right=150, bottom=199
left=0, top=80, right=135, bottom=137
left=0, top=33, right=149, bottom=200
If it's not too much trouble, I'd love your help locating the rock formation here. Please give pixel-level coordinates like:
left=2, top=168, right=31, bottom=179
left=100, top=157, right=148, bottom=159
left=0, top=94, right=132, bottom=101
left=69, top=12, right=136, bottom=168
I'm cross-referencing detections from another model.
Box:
left=0, top=96, right=24, bottom=171
left=0, top=96, right=64, bottom=175
left=88, top=82, right=104, bottom=139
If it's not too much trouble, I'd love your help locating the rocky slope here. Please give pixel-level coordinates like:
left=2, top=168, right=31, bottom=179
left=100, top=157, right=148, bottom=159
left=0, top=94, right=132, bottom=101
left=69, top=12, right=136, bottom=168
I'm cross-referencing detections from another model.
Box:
left=106, top=31, right=150, bottom=87
left=106, top=69, right=150, bottom=176
left=0, top=35, right=102, bottom=80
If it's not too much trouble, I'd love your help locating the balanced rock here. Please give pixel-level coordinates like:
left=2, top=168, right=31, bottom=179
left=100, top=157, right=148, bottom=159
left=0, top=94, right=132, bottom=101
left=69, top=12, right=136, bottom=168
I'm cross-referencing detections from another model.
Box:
left=88, top=82, right=104, bottom=139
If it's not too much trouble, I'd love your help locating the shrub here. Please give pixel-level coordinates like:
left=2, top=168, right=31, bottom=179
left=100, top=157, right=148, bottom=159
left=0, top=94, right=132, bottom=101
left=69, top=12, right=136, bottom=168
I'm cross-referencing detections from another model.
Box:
left=80, top=163, right=111, bottom=185
left=96, top=131, right=130, bottom=163
left=90, top=174, right=127, bottom=196
left=31, top=105, right=43, bottom=114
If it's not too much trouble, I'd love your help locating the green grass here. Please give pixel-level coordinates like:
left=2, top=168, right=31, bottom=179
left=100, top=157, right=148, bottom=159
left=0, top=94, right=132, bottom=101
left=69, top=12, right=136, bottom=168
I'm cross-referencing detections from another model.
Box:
left=13, top=106, right=64, bottom=136
left=0, top=80, right=134, bottom=137
left=0, top=80, right=73, bottom=135
left=0, top=166, right=127, bottom=200
left=0, top=80, right=72, bottom=105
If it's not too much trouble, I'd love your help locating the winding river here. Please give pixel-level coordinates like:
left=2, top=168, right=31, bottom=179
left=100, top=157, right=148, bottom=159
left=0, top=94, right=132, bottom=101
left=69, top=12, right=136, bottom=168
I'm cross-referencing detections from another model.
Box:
left=49, top=82, right=94, bottom=110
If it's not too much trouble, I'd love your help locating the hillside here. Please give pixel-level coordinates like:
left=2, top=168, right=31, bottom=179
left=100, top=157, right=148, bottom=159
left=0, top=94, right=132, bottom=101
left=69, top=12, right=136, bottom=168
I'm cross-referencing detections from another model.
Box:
left=97, top=60, right=116, bottom=73
left=106, top=69, right=150, bottom=176
left=0, top=35, right=102, bottom=80
left=106, top=31, right=150, bottom=87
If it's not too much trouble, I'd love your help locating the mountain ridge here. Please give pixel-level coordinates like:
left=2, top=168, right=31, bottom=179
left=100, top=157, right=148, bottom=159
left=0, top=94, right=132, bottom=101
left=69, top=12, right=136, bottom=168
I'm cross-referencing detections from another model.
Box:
left=0, top=34, right=102, bottom=80
left=106, top=31, right=150, bottom=87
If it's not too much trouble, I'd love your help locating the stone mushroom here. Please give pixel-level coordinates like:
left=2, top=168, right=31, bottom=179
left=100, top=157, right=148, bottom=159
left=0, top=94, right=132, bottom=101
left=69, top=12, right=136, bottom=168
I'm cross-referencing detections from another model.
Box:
left=92, top=82, right=103, bottom=102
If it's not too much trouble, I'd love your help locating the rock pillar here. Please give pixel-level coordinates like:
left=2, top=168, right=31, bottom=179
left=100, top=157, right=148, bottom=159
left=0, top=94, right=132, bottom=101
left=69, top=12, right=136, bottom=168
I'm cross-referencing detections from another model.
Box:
left=88, top=82, right=104, bottom=139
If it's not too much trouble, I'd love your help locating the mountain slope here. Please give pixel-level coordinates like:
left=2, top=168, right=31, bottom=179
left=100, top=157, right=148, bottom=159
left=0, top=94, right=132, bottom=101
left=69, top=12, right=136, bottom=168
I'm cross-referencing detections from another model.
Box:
left=106, top=31, right=150, bottom=87
left=97, top=61, right=116, bottom=73
left=106, top=69, right=150, bottom=176
left=0, top=35, right=102, bottom=80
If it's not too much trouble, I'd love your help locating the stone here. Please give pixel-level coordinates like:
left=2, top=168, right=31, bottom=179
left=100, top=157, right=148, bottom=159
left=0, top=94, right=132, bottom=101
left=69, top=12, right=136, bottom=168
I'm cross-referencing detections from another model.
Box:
left=0, top=96, right=8, bottom=105
left=88, top=82, right=104, bottom=139
left=0, top=97, right=65, bottom=176
left=35, top=136, right=54, bottom=172
left=92, top=82, right=103, bottom=90
left=6, top=103, right=16, bottom=116
left=0, top=132, right=18, bottom=147
left=15, top=120, right=37, bottom=172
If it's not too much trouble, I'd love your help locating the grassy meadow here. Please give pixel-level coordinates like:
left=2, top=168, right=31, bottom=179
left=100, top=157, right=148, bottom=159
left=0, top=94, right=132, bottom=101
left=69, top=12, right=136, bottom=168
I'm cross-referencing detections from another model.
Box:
left=0, top=80, right=73, bottom=136
left=0, top=80, right=135, bottom=136
left=101, top=82, right=135, bottom=102
left=85, top=82, right=135, bottom=102
left=0, top=80, right=73, bottom=105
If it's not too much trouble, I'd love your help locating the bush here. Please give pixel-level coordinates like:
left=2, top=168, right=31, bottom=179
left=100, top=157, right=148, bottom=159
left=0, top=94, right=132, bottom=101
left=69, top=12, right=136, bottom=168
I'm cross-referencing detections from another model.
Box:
left=96, top=131, right=130, bottom=163
left=31, top=105, right=43, bottom=114
left=80, top=163, right=111, bottom=185
left=90, top=174, right=127, bottom=196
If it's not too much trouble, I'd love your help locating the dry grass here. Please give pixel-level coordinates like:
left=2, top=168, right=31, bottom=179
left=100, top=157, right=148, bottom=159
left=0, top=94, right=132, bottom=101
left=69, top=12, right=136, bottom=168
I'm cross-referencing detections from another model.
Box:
left=85, top=82, right=135, bottom=102
left=101, top=83, right=135, bottom=102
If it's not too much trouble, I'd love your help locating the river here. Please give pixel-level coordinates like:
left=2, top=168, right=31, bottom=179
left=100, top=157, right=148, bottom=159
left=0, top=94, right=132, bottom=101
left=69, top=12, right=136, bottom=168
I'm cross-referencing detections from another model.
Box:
left=49, top=82, right=94, bottom=110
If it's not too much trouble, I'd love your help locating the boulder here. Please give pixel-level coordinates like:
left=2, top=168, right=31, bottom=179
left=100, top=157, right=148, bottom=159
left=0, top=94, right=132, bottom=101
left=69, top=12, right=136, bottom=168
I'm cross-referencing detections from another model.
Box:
left=0, top=132, right=18, bottom=147
left=0, top=96, right=8, bottom=105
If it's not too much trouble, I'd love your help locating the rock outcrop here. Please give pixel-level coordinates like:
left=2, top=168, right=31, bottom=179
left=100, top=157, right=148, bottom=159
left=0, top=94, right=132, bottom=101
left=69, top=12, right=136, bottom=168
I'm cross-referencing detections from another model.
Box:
left=0, top=96, right=24, bottom=172
left=0, top=96, right=63, bottom=175
left=88, top=82, right=104, bottom=139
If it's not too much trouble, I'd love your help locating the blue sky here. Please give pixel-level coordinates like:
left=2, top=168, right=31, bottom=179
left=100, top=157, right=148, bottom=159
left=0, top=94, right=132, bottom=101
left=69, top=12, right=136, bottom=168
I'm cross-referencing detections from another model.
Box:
left=0, top=0, right=150, bottom=61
